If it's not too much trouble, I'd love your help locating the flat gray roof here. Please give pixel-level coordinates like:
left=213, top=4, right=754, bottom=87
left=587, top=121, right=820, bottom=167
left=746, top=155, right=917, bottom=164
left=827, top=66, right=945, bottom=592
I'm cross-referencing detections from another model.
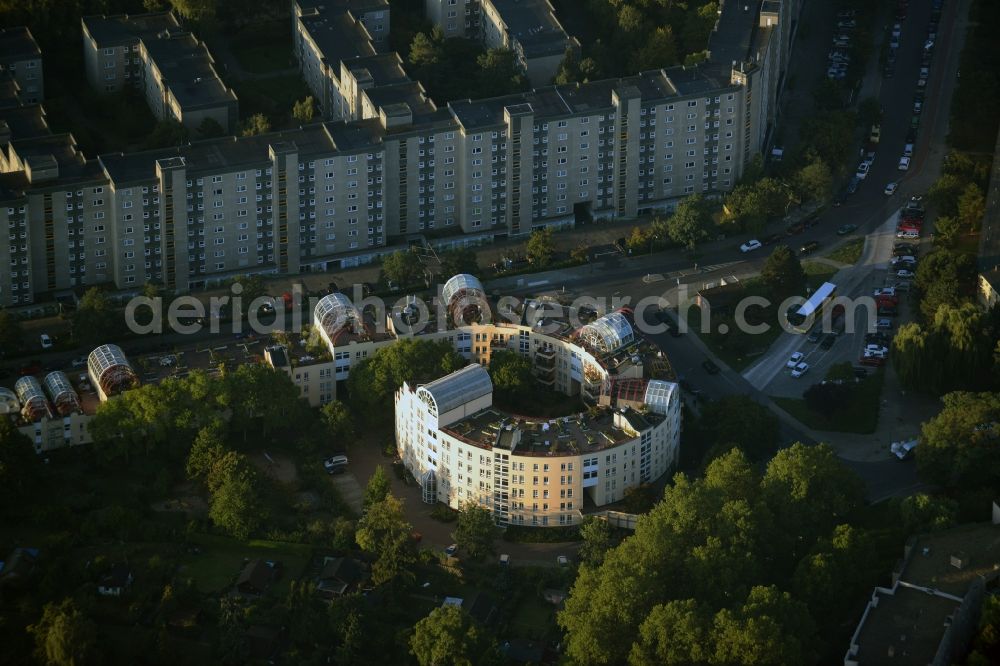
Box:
left=141, top=34, right=236, bottom=109
left=488, top=0, right=572, bottom=58
left=82, top=12, right=180, bottom=47
left=0, top=27, right=41, bottom=63
left=299, top=10, right=376, bottom=75
left=0, top=104, right=49, bottom=141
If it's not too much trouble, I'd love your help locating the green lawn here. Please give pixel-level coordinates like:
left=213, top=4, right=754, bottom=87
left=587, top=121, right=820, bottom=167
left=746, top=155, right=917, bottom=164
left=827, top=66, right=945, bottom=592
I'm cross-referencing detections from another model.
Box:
left=508, top=597, right=557, bottom=640
left=772, top=368, right=886, bottom=434
left=179, top=533, right=312, bottom=595
left=683, top=302, right=785, bottom=372
left=827, top=238, right=865, bottom=265
left=228, top=21, right=296, bottom=74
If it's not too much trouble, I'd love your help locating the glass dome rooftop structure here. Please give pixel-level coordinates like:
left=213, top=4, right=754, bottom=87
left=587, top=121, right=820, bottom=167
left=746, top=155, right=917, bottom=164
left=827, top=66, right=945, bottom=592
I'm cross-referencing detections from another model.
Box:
left=15, top=375, right=50, bottom=421
left=643, top=380, right=678, bottom=416
left=579, top=311, right=635, bottom=354
left=314, top=292, right=362, bottom=342
left=416, top=364, right=493, bottom=416
left=0, top=387, right=19, bottom=415
left=441, top=274, right=487, bottom=325
left=88, top=344, right=139, bottom=398
left=44, top=371, right=80, bottom=416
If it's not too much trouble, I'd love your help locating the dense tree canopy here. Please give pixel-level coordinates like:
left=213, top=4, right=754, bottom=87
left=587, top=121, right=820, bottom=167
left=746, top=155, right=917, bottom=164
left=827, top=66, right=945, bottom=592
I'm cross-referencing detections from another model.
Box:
left=28, top=599, right=97, bottom=666
left=73, top=287, right=123, bottom=348
left=667, top=193, right=715, bottom=250
left=410, top=606, right=499, bottom=666
left=356, top=494, right=417, bottom=586
left=559, top=445, right=863, bottom=665
left=525, top=228, right=555, bottom=267
left=438, top=248, right=480, bottom=279
left=0, top=418, right=39, bottom=510
left=346, top=338, right=466, bottom=424
left=760, top=245, right=807, bottom=302
left=693, top=395, right=780, bottom=463
left=452, top=503, right=497, bottom=560
left=917, top=391, right=1000, bottom=490
left=381, top=249, right=425, bottom=288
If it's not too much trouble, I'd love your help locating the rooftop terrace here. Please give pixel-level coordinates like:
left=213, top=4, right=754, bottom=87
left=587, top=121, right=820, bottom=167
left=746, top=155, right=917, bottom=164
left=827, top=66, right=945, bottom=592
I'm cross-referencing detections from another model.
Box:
left=443, top=404, right=659, bottom=456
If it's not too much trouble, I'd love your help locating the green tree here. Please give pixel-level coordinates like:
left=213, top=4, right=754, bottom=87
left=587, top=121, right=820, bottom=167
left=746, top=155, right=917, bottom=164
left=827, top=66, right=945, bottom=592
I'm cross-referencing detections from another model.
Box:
left=209, top=454, right=263, bottom=539
left=927, top=173, right=965, bottom=217
left=409, top=30, right=444, bottom=69
left=224, top=364, right=308, bottom=445
left=347, top=338, right=465, bottom=423
left=760, top=245, right=806, bottom=301
left=438, top=248, right=479, bottom=278
left=28, top=599, right=97, bottom=666
left=0, top=417, right=39, bottom=510
left=898, top=493, right=959, bottom=533
left=667, top=193, right=715, bottom=250
left=452, top=503, right=497, bottom=560
left=477, top=48, right=527, bottom=96
left=695, top=395, right=780, bottom=463
left=410, top=606, right=499, bottom=666
left=382, top=249, right=424, bottom=288
left=762, top=443, right=864, bottom=561
left=73, top=287, right=122, bottom=348
left=579, top=516, right=614, bottom=567
left=722, top=177, right=790, bottom=232
left=933, top=214, right=963, bottom=248
left=364, top=465, right=391, bottom=509
left=231, top=273, right=268, bottom=306
left=555, top=47, right=583, bottom=84
left=144, top=119, right=189, bottom=149
left=630, top=598, right=712, bottom=665
left=626, top=225, right=652, bottom=253
left=185, top=418, right=231, bottom=489
left=196, top=117, right=226, bottom=139
left=711, top=585, right=816, bottom=665
left=356, top=495, right=416, bottom=585
left=917, top=391, right=1000, bottom=490
left=792, top=524, right=876, bottom=621
left=321, top=400, right=356, bottom=448
left=525, top=228, right=555, bottom=267
left=794, top=159, right=833, bottom=204
left=914, top=249, right=977, bottom=321
left=292, top=96, right=315, bottom=124
left=957, top=182, right=986, bottom=231
left=241, top=113, right=271, bottom=137
left=171, top=0, right=217, bottom=22
left=632, top=26, right=678, bottom=71
left=0, top=308, right=23, bottom=353
left=487, top=349, right=534, bottom=410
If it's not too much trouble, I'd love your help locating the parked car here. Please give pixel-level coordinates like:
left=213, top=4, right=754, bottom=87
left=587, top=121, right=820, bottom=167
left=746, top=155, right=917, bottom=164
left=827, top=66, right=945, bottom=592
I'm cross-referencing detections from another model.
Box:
left=445, top=544, right=458, bottom=557
left=790, top=362, right=810, bottom=378
left=786, top=352, right=805, bottom=369
left=846, top=177, right=861, bottom=194
left=895, top=268, right=915, bottom=279
left=739, top=239, right=762, bottom=253
left=876, top=318, right=894, bottom=330
left=807, top=327, right=823, bottom=343
left=702, top=359, right=720, bottom=375
left=898, top=156, right=911, bottom=170
left=884, top=182, right=898, bottom=196
left=893, top=243, right=916, bottom=254
left=873, top=287, right=897, bottom=298
left=837, top=224, right=857, bottom=235
left=324, top=455, right=349, bottom=473
left=39, top=333, right=53, bottom=350
left=855, top=162, right=870, bottom=179
left=820, top=334, right=836, bottom=350
left=799, top=241, right=819, bottom=255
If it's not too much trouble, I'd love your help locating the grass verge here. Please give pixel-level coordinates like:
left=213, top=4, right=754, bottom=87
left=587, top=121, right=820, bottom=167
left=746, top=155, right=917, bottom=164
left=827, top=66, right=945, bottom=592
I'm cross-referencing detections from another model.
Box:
left=827, top=238, right=865, bottom=265
left=772, top=368, right=885, bottom=434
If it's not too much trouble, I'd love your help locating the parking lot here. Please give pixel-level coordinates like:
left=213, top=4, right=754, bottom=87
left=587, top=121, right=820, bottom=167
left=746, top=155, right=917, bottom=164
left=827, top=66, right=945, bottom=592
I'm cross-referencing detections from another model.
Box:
left=743, top=207, right=917, bottom=398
